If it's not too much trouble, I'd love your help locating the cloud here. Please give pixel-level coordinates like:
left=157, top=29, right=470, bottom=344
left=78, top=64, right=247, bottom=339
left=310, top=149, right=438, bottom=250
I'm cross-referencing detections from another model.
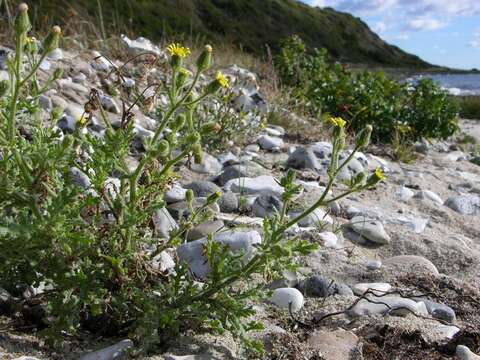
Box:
left=404, top=17, right=448, bottom=31
left=310, top=0, right=397, bottom=14
left=471, top=30, right=480, bottom=48
left=373, top=21, right=387, bottom=33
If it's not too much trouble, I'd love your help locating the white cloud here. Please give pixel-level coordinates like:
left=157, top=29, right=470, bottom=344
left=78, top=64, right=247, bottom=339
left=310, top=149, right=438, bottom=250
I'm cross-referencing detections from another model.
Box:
left=404, top=17, right=448, bottom=31
left=373, top=21, right=387, bottom=33
left=471, top=30, right=480, bottom=48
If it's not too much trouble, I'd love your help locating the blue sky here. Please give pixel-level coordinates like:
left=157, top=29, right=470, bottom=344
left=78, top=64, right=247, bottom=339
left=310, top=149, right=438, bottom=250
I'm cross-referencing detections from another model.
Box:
left=303, top=0, right=480, bottom=69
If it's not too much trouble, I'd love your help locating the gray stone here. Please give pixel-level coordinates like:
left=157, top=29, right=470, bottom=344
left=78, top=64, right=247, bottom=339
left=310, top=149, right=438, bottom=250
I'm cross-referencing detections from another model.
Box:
left=271, top=288, right=304, bottom=312
left=445, top=195, right=480, bottom=215
left=414, top=190, right=443, bottom=205
left=289, top=208, right=333, bottom=227
left=69, top=167, right=91, bottom=189
left=348, top=296, right=428, bottom=317
left=252, top=194, right=283, bottom=218
left=352, top=282, right=391, bottom=296
left=217, top=161, right=270, bottom=185
left=297, top=275, right=352, bottom=297
left=177, top=230, right=262, bottom=278
left=187, top=220, right=224, bottom=241
left=58, top=115, right=76, bottom=134
left=164, top=355, right=213, bottom=360
left=456, top=345, right=480, bottom=360
left=421, top=299, right=456, bottom=323
left=191, top=152, right=222, bottom=175
left=244, top=144, right=260, bottom=152
left=286, top=147, right=321, bottom=171
left=38, top=95, right=52, bottom=110
left=167, top=199, right=220, bottom=220
left=152, top=208, right=178, bottom=239
left=79, top=339, right=133, bottom=360
left=184, top=181, right=222, bottom=198
left=164, top=184, right=187, bottom=203
left=347, top=216, right=390, bottom=245
left=218, top=191, right=239, bottom=213
left=318, top=231, right=338, bottom=248
left=257, top=134, right=284, bottom=151
left=51, top=95, right=68, bottom=110
left=100, top=95, right=120, bottom=114
left=151, top=251, right=175, bottom=273
left=395, top=186, right=415, bottom=202
left=224, top=175, right=284, bottom=197
left=367, top=260, right=382, bottom=270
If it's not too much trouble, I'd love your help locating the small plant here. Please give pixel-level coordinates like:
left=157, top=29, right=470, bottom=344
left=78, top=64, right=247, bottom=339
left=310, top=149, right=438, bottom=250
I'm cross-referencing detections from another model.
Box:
left=0, top=5, right=384, bottom=356
left=275, top=36, right=459, bottom=144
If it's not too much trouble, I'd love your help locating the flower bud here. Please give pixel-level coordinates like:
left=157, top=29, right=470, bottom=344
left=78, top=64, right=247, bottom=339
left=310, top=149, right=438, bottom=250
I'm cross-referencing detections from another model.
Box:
left=176, top=68, right=190, bottom=88
left=25, top=36, right=38, bottom=54
left=201, top=122, right=221, bottom=134
left=185, top=189, right=194, bottom=203
left=43, top=26, right=61, bottom=55
left=0, top=80, right=9, bottom=98
left=353, top=171, right=367, bottom=187
left=156, top=139, right=170, bottom=157
left=186, top=131, right=201, bottom=145
left=196, top=44, right=212, bottom=72
left=53, top=67, right=64, bottom=80
left=173, top=113, right=186, bottom=130
left=193, top=143, right=202, bottom=164
left=15, top=3, right=31, bottom=36
left=356, top=125, right=372, bottom=148
left=206, top=191, right=221, bottom=204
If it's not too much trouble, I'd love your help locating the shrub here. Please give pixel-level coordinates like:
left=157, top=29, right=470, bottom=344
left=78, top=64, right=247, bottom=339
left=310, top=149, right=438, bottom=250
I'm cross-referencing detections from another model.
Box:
left=275, top=36, right=459, bottom=143
left=0, top=6, right=383, bottom=356
left=454, top=95, right=480, bottom=120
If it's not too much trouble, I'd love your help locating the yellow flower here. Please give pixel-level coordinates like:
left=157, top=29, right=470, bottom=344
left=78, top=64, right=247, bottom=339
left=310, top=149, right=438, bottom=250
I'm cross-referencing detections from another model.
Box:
left=374, top=168, right=385, bottom=181
left=327, top=116, right=347, bottom=128
left=25, top=36, right=35, bottom=44
left=215, top=71, right=229, bottom=88
left=166, top=43, right=190, bottom=58
left=76, top=114, right=88, bottom=127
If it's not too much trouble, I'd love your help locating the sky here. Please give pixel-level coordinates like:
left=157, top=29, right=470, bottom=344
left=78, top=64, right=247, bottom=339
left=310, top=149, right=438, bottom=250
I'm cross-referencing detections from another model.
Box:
left=303, top=0, right=480, bottom=69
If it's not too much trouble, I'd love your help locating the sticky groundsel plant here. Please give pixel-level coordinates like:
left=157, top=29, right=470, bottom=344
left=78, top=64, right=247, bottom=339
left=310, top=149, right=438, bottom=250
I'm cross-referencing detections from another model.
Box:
left=0, top=5, right=384, bottom=356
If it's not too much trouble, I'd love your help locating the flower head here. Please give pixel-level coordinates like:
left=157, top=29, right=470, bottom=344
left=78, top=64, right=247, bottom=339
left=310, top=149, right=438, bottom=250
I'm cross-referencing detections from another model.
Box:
left=327, top=116, right=347, bottom=128
left=166, top=43, right=190, bottom=58
left=215, top=71, right=229, bottom=88
left=76, top=114, right=89, bottom=127
left=374, top=168, right=385, bottom=181
left=25, top=36, right=35, bottom=44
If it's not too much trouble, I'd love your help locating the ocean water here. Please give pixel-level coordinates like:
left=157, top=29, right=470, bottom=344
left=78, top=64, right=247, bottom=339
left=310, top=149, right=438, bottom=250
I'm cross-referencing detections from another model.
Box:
left=410, top=73, right=480, bottom=96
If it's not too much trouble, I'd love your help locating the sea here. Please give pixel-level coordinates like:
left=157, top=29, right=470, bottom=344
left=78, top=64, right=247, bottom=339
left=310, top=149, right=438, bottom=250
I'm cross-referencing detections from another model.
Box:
left=409, top=73, right=480, bottom=96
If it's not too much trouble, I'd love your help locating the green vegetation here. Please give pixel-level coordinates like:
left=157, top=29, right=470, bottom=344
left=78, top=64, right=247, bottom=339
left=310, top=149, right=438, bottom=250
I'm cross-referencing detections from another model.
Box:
left=0, top=5, right=384, bottom=356
left=9, top=0, right=432, bottom=68
left=454, top=96, right=480, bottom=120
left=275, top=36, right=459, bottom=143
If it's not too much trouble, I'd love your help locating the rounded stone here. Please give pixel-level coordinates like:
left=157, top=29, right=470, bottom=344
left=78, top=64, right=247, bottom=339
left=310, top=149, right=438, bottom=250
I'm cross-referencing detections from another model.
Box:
left=271, top=288, right=304, bottom=312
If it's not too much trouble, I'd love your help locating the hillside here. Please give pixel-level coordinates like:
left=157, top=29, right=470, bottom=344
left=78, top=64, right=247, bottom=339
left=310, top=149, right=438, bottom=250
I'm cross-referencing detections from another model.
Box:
left=24, top=0, right=431, bottom=68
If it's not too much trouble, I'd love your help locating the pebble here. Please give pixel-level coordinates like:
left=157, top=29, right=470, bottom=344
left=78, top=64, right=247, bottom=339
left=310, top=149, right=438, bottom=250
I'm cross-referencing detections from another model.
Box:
left=58, top=115, right=76, bottom=134
left=184, top=180, right=222, bottom=198
left=347, top=216, right=391, bottom=245
left=218, top=191, right=239, bottom=213
left=395, top=186, right=415, bottom=202
left=286, top=147, right=321, bottom=171
left=191, top=152, right=222, bottom=175
left=164, top=184, right=187, bottom=203
left=152, top=208, right=178, bottom=239
left=444, top=195, right=480, bottom=215
left=79, top=339, right=133, bottom=360
left=297, top=275, right=353, bottom=297
left=421, top=299, right=456, bottom=323
left=434, top=325, right=460, bottom=340
left=352, top=282, right=391, bottom=296
left=383, top=255, right=439, bottom=276
left=348, top=296, right=428, bottom=317
left=257, top=134, right=284, bottom=151
left=151, top=251, right=175, bottom=273
left=69, top=167, right=91, bottom=189
left=271, top=288, right=304, bottom=312
left=290, top=208, right=333, bottom=227
left=38, top=94, right=52, bottom=110
left=318, top=231, right=338, bottom=248
left=167, top=198, right=219, bottom=220
left=216, top=161, right=269, bottom=185
left=414, top=190, right=443, bottom=205
left=186, top=220, right=224, bottom=241
left=224, top=175, right=284, bottom=197
left=366, top=259, right=382, bottom=270
left=252, top=194, right=283, bottom=218
left=100, top=95, right=120, bottom=114
left=456, top=345, right=480, bottom=360
left=164, top=354, right=213, bottom=360
left=177, top=230, right=262, bottom=278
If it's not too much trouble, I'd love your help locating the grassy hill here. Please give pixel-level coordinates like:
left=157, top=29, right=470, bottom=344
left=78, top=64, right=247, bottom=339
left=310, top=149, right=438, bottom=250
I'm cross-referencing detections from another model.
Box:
left=23, top=0, right=431, bottom=68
